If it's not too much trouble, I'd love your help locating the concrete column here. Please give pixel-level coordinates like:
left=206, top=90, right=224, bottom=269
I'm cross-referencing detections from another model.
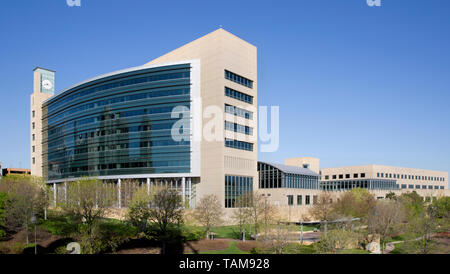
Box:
left=147, top=178, right=150, bottom=195
left=53, top=183, right=57, bottom=206
left=188, top=178, right=191, bottom=197
left=118, top=179, right=122, bottom=209
left=182, top=177, right=186, bottom=206
left=64, top=182, right=67, bottom=202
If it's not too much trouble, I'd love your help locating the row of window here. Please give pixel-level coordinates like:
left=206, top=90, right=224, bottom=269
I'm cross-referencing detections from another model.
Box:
left=225, top=138, right=254, bottom=151
left=47, top=139, right=190, bottom=162
left=48, top=88, right=190, bottom=124
left=225, top=175, right=253, bottom=208
left=48, top=103, right=189, bottom=133
left=287, top=195, right=314, bottom=206
left=378, top=173, right=445, bottom=182
left=324, top=173, right=366, bottom=180
left=320, top=179, right=398, bottom=191
left=225, top=87, right=253, bottom=104
left=401, top=184, right=444, bottom=190
left=49, top=121, right=177, bottom=145
left=225, top=70, right=253, bottom=89
left=224, top=121, right=253, bottom=136
left=49, top=160, right=190, bottom=175
left=224, top=104, right=253, bottom=120
left=47, top=70, right=190, bottom=113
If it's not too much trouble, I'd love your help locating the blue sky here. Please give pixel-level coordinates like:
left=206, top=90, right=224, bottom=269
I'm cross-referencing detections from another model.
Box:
left=0, top=0, right=449, bottom=174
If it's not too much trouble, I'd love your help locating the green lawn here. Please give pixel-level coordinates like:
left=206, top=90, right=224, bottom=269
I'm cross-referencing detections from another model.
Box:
left=199, top=241, right=249, bottom=254
left=390, top=242, right=406, bottom=254
left=209, top=224, right=318, bottom=240
left=339, top=249, right=370, bottom=254
left=210, top=226, right=251, bottom=239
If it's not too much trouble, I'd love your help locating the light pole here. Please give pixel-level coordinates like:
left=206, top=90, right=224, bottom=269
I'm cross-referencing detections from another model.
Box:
left=299, top=221, right=303, bottom=244
left=30, top=215, right=37, bottom=255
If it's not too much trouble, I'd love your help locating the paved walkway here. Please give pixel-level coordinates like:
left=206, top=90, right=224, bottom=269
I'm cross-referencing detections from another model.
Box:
left=384, top=241, right=403, bottom=254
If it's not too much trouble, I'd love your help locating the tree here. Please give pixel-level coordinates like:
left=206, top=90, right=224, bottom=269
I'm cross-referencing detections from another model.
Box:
left=349, top=188, right=377, bottom=219
left=398, top=192, right=443, bottom=254
left=0, top=175, right=48, bottom=244
left=260, top=196, right=278, bottom=237
left=231, top=191, right=277, bottom=240
left=402, top=210, right=439, bottom=254
left=247, top=192, right=278, bottom=238
left=309, top=192, right=335, bottom=232
left=398, top=191, right=425, bottom=218
left=257, top=223, right=296, bottom=254
left=333, top=189, right=376, bottom=226
left=60, top=178, right=115, bottom=235
left=385, top=192, right=397, bottom=200
left=315, top=229, right=361, bottom=254
left=369, top=199, right=406, bottom=253
left=147, top=186, right=184, bottom=254
left=127, top=186, right=152, bottom=233
left=193, top=194, right=223, bottom=239
left=428, top=196, right=450, bottom=220
left=231, top=195, right=251, bottom=240
left=0, top=192, right=8, bottom=238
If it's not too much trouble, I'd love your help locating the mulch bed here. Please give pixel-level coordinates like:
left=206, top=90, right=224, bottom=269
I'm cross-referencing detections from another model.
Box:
left=236, top=241, right=261, bottom=252
left=0, top=228, right=64, bottom=254
left=184, top=239, right=229, bottom=253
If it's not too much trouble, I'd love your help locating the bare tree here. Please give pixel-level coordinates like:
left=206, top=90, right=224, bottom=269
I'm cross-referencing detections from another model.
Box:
left=369, top=199, right=406, bottom=253
left=193, top=194, right=223, bottom=239
left=232, top=194, right=251, bottom=240
left=309, top=192, right=335, bottom=232
left=60, top=178, right=115, bottom=235
left=231, top=191, right=278, bottom=240
left=257, top=223, right=297, bottom=254
left=260, top=196, right=278, bottom=237
left=147, top=186, right=184, bottom=254
left=315, top=229, right=361, bottom=254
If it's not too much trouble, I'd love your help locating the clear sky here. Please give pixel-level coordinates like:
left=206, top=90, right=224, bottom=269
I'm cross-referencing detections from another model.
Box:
left=0, top=0, right=449, bottom=176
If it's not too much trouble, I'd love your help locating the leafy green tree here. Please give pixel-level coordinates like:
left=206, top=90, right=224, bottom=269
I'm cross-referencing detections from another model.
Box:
left=402, top=210, right=439, bottom=254
left=127, top=186, right=152, bottom=234
left=385, top=192, right=397, bottom=200
left=428, top=196, right=450, bottom=219
left=398, top=191, right=425, bottom=218
left=333, top=188, right=376, bottom=221
left=0, top=192, right=8, bottom=238
left=60, top=178, right=115, bottom=235
left=397, top=193, right=446, bottom=254
left=315, top=229, right=361, bottom=254
left=0, top=175, right=48, bottom=244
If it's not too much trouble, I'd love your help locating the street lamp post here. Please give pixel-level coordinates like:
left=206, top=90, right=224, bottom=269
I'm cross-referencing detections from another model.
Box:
left=299, top=222, right=303, bottom=244
left=30, top=215, right=37, bottom=255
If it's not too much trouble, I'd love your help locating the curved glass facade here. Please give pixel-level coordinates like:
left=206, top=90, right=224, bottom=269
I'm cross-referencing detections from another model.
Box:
left=43, top=64, right=192, bottom=181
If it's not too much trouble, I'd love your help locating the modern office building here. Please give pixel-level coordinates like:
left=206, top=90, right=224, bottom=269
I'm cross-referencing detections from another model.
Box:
left=257, top=161, right=320, bottom=205
left=284, top=157, right=448, bottom=197
left=320, top=164, right=448, bottom=198
left=32, top=29, right=257, bottom=210
left=257, top=157, right=449, bottom=221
